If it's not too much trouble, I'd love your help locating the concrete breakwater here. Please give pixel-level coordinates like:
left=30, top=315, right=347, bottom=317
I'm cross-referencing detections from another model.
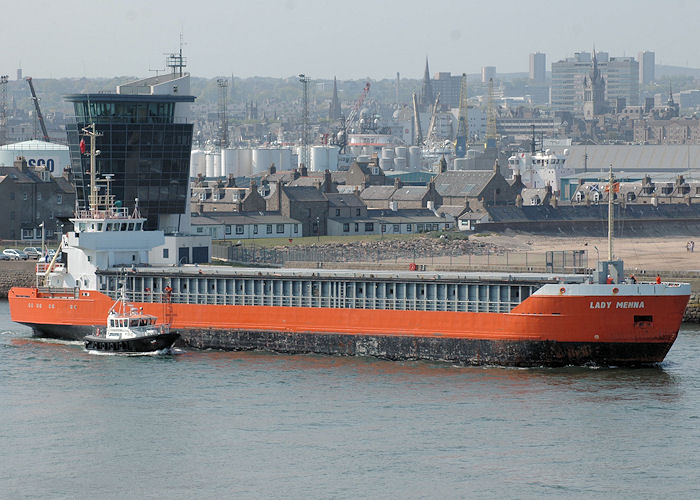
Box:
left=1, top=261, right=698, bottom=323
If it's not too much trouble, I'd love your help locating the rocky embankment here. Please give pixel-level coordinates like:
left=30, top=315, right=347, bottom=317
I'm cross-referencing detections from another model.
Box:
left=685, top=294, right=700, bottom=323
left=0, top=261, right=35, bottom=298
left=277, top=235, right=503, bottom=263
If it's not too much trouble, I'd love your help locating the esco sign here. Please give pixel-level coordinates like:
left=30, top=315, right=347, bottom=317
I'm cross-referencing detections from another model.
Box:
left=27, top=158, right=56, bottom=172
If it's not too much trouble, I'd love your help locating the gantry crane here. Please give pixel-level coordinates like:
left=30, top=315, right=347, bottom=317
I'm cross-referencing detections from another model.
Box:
left=26, top=77, right=49, bottom=142
left=455, top=73, right=468, bottom=158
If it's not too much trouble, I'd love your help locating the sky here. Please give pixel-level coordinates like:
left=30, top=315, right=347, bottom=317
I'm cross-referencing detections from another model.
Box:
left=3, top=0, right=699, bottom=80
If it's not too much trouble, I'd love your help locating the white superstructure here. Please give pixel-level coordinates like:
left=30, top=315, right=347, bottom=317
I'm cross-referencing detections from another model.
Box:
left=507, top=148, right=572, bottom=192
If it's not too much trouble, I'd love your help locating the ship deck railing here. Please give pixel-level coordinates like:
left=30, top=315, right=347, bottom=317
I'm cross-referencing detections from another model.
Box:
left=117, top=290, right=523, bottom=313
left=36, top=287, right=80, bottom=299
left=36, top=262, right=65, bottom=274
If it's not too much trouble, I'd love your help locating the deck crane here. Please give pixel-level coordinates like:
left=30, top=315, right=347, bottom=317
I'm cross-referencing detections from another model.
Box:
left=26, top=77, right=49, bottom=142
left=455, top=73, right=468, bottom=158
left=345, top=81, right=371, bottom=133
left=332, top=82, right=371, bottom=153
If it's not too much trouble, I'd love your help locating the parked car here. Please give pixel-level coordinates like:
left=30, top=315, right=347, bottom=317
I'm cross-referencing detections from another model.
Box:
left=0, top=253, right=9, bottom=261
left=3, top=248, right=28, bottom=260
left=23, top=247, right=41, bottom=259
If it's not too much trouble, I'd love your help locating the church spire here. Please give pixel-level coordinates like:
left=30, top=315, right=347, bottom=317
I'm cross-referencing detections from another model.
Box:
left=329, top=76, right=341, bottom=121
left=421, top=57, right=433, bottom=107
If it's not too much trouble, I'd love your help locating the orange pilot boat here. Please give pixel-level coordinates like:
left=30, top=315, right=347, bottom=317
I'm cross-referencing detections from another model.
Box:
left=8, top=130, right=691, bottom=366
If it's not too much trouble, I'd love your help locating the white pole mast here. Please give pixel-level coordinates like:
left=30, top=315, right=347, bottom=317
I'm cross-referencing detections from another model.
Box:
left=608, top=164, right=614, bottom=261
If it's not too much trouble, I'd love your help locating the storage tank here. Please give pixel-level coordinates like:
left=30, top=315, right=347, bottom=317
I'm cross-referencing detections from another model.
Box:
left=237, top=148, right=253, bottom=177
left=0, top=139, right=71, bottom=177
left=270, top=148, right=293, bottom=171
left=381, top=147, right=395, bottom=160
left=251, top=148, right=274, bottom=175
left=393, top=157, right=407, bottom=170
left=379, top=158, right=393, bottom=171
left=310, top=146, right=328, bottom=172
left=409, top=146, right=421, bottom=170
left=221, top=148, right=238, bottom=177
left=310, top=146, right=340, bottom=172
left=205, top=153, right=216, bottom=178
left=214, top=152, right=222, bottom=177
left=394, top=146, right=408, bottom=159
left=190, top=149, right=205, bottom=177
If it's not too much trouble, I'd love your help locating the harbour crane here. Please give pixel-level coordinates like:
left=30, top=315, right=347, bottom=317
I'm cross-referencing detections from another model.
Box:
left=412, top=92, right=423, bottom=146
left=26, top=77, right=49, bottom=142
left=425, top=92, right=441, bottom=145
left=485, top=77, right=497, bottom=149
left=455, top=73, right=468, bottom=158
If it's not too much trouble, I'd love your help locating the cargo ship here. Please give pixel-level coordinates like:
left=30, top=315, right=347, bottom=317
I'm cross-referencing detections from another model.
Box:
left=8, top=129, right=691, bottom=366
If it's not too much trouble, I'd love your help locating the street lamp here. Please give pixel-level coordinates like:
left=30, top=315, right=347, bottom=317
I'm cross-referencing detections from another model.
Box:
left=316, top=216, right=320, bottom=243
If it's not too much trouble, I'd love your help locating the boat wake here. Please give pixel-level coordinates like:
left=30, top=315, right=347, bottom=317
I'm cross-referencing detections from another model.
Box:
left=86, top=347, right=181, bottom=357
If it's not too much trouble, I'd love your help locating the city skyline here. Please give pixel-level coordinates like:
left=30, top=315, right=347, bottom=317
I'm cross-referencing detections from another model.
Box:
left=0, top=0, right=696, bottom=80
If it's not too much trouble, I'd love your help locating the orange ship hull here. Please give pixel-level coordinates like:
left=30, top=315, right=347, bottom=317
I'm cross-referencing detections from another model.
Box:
left=8, top=286, right=688, bottom=366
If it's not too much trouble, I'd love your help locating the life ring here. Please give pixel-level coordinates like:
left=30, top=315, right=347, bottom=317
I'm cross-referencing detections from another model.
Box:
left=409, top=263, right=417, bottom=271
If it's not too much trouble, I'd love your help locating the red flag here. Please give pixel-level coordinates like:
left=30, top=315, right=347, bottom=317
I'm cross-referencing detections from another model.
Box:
left=79, top=138, right=86, bottom=154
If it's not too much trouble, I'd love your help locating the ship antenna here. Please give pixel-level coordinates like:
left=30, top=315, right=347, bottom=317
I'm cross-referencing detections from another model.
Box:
left=607, top=163, right=614, bottom=260
left=81, top=123, right=102, bottom=213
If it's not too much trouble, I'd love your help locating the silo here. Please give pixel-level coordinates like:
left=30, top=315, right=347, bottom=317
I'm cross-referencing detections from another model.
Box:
left=379, top=158, right=393, bottom=171
left=205, top=153, right=216, bottom=178
left=381, top=147, right=395, bottom=160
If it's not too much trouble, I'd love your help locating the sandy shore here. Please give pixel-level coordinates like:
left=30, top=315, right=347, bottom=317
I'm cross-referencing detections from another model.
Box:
left=477, top=233, right=700, bottom=272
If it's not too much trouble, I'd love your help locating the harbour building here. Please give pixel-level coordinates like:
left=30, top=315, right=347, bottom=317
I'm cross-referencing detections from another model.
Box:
left=529, top=52, right=546, bottom=83
left=65, top=68, right=195, bottom=232
left=552, top=51, right=639, bottom=114
left=639, top=51, right=655, bottom=84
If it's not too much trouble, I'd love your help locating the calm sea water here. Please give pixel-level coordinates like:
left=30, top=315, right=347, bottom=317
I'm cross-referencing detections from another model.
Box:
left=1, top=299, right=700, bottom=500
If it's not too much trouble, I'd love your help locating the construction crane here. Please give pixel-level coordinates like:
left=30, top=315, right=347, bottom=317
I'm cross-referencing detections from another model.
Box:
left=412, top=92, right=423, bottom=146
left=26, top=77, right=49, bottom=142
left=455, top=73, right=468, bottom=158
left=425, top=92, right=441, bottom=145
left=485, top=77, right=497, bottom=149
left=0, top=75, right=8, bottom=145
